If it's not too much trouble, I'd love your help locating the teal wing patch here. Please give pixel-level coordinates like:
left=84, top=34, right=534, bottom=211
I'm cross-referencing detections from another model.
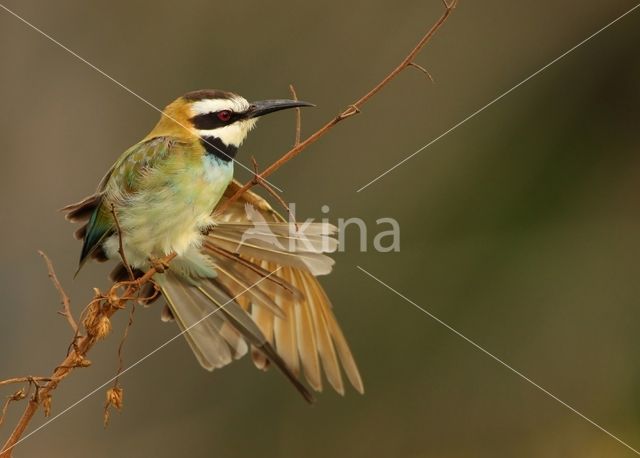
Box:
left=78, top=204, right=114, bottom=268
left=77, top=136, right=175, bottom=269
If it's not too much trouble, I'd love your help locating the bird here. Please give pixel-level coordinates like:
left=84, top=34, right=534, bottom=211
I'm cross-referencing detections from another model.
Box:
left=62, top=89, right=363, bottom=403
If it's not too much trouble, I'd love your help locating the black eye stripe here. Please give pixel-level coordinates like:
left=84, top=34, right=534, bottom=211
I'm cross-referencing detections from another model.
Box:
left=191, top=111, right=242, bottom=130
left=191, top=112, right=224, bottom=130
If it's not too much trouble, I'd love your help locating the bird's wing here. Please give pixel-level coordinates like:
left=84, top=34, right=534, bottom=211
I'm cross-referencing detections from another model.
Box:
left=154, top=269, right=314, bottom=403
left=61, top=136, right=176, bottom=268
left=200, top=180, right=364, bottom=395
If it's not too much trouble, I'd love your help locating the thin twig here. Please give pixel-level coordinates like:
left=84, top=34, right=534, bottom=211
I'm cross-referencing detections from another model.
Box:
left=214, top=0, right=457, bottom=216
left=104, top=302, right=136, bottom=427
left=408, top=62, right=435, bottom=82
left=0, top=378, right=51, bottom=389
left=0, top=391, right=26, bottom=429
left=288, top=84, right=302, bottom=146
left=115, top=304, right=136, bottom=382
left=249, top=156, right=297, bottom=226
left=37, top=251, right=78, bottom=334
left=110, top=204, right=135, bottom=281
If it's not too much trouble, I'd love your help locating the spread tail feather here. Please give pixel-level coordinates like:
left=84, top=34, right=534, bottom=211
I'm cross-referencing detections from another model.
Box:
left=155, top=270, right=314, bottom=403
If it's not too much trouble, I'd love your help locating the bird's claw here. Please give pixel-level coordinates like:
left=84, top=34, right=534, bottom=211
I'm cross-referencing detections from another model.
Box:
left=149, top=256, right=170, bottom=273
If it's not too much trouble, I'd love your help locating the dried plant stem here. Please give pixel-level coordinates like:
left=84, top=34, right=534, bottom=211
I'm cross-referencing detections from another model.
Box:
left=408, top=62, right=435, bottom=82
left=214, top=0, right=457, bottom=216
left=110, top=204, right=135, bottom=281
left=38, top=251, right=78, bottom=334
left=288, top=84, right=302, bottom=147
left=246, top=84, right=302, bottom=225
left=0, top=378, right=51, bottom=389
left=104, top=302, right=136, bottom=427
left=249, top=156, right=298, bottom=227
left=0, top=253, right=175, bottom=458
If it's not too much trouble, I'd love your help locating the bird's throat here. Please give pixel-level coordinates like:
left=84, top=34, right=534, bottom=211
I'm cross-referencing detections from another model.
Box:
left=200, top=136, right=238, bottom=162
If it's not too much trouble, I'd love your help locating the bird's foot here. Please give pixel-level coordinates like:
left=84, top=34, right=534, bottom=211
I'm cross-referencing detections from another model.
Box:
left=149, top=255, right=171, bottom=273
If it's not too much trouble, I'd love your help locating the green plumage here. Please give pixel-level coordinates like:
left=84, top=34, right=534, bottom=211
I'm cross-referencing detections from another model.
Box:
left=79, top=136, right=201, bottom=267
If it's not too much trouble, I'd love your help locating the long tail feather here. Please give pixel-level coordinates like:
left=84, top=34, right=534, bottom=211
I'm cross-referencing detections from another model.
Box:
left=156, top=270, right=314, bottom=403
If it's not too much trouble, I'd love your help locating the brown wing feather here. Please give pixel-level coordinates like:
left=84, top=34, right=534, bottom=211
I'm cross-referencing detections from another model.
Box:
left=203, top=180, right=364, bottom=395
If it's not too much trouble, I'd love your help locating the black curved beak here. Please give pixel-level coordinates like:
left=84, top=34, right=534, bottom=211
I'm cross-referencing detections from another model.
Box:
left=245, top=99, right=315, bottom=118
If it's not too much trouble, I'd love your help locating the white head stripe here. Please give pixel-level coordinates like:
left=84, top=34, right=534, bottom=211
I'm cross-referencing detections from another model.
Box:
left=190, top=96, right=250, bottom=116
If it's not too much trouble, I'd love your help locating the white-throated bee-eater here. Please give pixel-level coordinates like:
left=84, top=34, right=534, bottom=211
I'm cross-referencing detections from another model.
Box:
left=62, top=89, right=363, bottom=402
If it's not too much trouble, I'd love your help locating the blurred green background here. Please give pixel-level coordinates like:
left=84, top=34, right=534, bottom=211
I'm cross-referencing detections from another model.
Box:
left=1, top=1, right=640, bottom=456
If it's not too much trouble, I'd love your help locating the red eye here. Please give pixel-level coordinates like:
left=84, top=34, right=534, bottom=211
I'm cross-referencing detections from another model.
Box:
left=217, top=110, right=232, bottom=122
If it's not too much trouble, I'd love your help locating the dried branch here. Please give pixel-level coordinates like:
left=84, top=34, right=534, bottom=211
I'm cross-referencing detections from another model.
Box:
left=0, top=378, right=51, bottom=389
left=0, top=253, right=175, bottom=458
left=214, top=0, right=457, bottom=216
left=0, top=377, right=52, bottom=429
left=0, top=3, right=457, bottom=455
left=38, top=251, right=78, bottom=334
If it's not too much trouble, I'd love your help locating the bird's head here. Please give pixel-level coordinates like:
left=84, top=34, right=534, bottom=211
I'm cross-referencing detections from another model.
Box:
left=146, top=89, right=314, bottom=160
